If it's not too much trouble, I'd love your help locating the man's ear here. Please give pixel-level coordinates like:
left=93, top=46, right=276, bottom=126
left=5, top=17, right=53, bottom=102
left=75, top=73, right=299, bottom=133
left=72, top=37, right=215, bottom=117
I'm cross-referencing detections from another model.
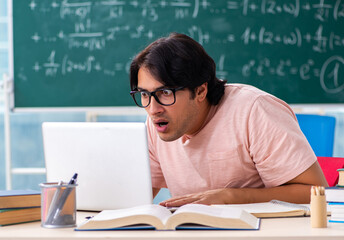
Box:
left=196, top=82, right=208, bottom=102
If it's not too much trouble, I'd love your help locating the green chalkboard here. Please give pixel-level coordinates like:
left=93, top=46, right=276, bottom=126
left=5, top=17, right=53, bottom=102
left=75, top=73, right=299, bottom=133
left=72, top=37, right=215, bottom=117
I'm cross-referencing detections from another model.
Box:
left=12, top=0, right=344, bottom=108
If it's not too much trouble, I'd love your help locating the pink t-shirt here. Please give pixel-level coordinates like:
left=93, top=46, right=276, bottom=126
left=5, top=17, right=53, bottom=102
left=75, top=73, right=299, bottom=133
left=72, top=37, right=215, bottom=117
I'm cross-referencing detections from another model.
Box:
left=147, top=84, right=317, bottom=197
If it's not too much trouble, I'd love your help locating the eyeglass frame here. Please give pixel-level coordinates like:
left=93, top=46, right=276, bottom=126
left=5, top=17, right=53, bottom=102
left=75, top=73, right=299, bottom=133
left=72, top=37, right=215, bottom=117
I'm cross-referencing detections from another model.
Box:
left=130, top=86, right=186, bottom=108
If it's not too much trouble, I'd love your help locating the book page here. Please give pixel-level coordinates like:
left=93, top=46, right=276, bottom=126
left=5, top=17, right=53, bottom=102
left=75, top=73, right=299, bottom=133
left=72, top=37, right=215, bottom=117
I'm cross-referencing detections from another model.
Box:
left=91, top=204, right=172, bottom=223
left=174, top=204, right=243, bottom=218
left=214, top=203, right=301, bottom=214
left=166, top=204, right=259, bottom=230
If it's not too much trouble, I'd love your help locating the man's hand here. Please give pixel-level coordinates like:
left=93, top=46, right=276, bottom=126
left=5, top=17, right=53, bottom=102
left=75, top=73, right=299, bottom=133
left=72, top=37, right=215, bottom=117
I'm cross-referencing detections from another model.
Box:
left=159, top=188, right=239, bottom=207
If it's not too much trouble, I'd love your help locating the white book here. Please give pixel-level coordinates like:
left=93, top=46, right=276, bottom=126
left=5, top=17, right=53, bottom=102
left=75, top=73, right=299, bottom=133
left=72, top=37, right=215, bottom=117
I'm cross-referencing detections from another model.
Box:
left=76, top=204, right=260, bottom=231
left=325, top=187, right=344, bottom=203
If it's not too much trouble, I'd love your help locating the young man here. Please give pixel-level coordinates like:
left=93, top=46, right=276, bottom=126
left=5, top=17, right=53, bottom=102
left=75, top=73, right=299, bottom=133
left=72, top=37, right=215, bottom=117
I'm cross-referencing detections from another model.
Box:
left=129, top=33, right=328, bottom=207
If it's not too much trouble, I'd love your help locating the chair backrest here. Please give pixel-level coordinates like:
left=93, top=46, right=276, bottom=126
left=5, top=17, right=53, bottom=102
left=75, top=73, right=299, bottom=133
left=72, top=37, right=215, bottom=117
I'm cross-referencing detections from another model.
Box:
left=296, top=114, right=336, bottom=157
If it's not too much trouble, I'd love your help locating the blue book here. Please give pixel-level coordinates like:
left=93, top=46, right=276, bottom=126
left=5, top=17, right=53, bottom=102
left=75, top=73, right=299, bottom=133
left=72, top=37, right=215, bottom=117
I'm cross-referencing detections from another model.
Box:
left=329, top=220, right=344, bottom=223
left=329, top=201, right=344, bottom=222
left=328, top=202, right=344, bottom=205
left=75, top=204, right=260, bottom=231
left=0, top=190, right=41, bottom=209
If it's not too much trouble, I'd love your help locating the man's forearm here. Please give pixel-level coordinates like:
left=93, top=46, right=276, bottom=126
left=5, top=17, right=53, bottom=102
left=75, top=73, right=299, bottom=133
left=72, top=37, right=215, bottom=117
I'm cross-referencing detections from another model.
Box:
left=224, top=184, right=314, bottom=204
left=160, top=184, right=320, bottom=207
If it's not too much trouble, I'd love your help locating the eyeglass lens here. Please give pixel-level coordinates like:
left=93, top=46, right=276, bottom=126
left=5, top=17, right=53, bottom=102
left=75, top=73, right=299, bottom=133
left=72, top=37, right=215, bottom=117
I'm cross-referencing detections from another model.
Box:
left=133, top=89, right=175, bottom=107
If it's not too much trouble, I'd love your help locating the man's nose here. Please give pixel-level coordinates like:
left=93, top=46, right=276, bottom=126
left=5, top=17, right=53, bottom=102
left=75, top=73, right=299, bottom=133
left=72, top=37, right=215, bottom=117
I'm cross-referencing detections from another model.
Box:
left=147, top=96, right=164, bottom=115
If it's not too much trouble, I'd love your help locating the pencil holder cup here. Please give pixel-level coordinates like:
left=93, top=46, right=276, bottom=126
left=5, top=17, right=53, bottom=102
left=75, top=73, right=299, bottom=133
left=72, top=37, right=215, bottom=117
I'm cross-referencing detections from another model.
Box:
left=310, top=194, right=327, bottom=228
left=39, top=182, right=77, bottom=228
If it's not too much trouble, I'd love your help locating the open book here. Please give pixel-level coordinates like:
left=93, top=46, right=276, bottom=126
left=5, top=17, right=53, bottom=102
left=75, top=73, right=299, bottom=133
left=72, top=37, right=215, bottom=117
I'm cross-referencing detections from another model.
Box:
left=214, top=200, right=311, bottom=218
left=76, top=204, right=260, bottom=231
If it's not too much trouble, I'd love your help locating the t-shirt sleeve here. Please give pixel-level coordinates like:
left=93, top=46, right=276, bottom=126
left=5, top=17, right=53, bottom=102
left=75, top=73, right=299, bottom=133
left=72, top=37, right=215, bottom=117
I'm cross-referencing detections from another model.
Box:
left=146, top=117, right=167, bottom=189
left=248, top=95, right=317, bottom=187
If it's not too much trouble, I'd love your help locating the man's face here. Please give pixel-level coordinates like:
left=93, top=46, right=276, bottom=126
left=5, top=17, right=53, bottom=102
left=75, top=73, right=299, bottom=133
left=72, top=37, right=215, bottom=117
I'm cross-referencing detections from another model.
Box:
left=137, top=67, right=202, bottom=142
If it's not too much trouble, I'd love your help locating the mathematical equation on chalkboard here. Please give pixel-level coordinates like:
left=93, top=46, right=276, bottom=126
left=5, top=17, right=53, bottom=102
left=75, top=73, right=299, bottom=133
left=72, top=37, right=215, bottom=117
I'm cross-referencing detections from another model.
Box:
left=14, top=0, right=344, bottom=106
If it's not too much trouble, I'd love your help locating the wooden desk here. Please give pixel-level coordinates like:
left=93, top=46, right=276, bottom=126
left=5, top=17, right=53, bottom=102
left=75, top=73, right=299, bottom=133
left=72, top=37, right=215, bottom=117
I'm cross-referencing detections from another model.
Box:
left=1, top=211, right=344, bottom=239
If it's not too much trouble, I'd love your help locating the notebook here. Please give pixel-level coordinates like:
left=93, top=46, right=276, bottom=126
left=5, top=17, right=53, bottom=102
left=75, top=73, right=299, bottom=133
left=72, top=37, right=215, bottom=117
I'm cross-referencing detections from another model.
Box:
left=213, top=200, right=311, bottom=218
left=42, top=122, right=153, bottom=211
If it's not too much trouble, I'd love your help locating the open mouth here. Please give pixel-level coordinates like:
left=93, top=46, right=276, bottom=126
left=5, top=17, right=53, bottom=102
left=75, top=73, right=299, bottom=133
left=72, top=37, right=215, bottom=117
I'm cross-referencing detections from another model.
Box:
left=158, top=122, right=168, bottom=127
left=154, top=120, right=169, bottom=132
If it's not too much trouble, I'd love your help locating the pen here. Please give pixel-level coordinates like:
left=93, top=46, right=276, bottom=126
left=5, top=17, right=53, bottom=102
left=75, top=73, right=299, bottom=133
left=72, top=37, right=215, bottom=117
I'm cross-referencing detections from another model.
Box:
left=68, top=173, right=78, bottom=185
left=45, top=180, right=63, bottom=225
left=51, top=173, right=78, bottom=224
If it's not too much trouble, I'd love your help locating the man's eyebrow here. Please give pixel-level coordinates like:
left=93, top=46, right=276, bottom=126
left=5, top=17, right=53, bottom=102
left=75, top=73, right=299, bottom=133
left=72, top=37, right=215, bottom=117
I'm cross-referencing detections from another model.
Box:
left=137, top=86, right=168, bottom=91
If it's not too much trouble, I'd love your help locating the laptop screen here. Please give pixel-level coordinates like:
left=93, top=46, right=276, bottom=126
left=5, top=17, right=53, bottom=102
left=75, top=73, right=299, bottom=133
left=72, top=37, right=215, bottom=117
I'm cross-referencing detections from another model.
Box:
left=42, top=122, right=153, bottom=211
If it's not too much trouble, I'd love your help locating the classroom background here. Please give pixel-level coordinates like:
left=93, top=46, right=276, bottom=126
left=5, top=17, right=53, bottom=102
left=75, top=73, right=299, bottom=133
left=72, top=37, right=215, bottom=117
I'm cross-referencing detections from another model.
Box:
left=1, top=0, right=344, bottom=191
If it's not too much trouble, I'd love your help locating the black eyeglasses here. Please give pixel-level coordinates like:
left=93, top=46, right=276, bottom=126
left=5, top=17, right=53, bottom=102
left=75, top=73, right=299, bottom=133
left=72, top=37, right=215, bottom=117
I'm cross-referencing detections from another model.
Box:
left=130, top=86, right=185, bottom=108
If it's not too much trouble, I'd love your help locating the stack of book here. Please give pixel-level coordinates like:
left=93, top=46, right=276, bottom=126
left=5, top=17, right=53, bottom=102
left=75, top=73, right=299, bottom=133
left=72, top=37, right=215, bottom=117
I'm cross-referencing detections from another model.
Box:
left=326, top=168, right=344, bottom=223
left=0, top=190, right=41, bottom=226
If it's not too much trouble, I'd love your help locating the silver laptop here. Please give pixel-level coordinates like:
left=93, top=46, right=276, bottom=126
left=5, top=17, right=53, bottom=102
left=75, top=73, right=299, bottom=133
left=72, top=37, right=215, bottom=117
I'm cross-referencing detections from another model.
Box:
left=42, top=122, right=153, bottom=211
